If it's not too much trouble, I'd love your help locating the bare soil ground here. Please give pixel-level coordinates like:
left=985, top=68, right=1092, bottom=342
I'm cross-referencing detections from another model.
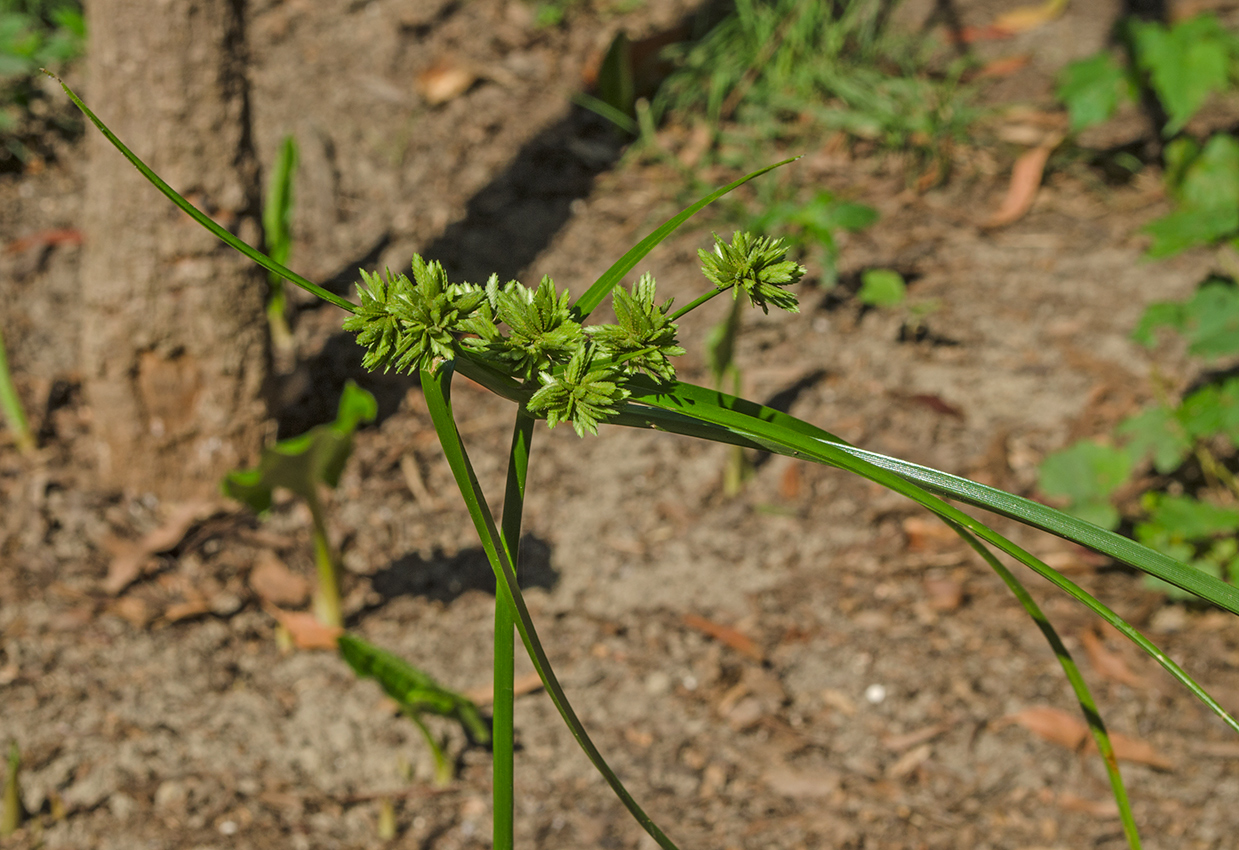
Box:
left=5, top=1, right=1239, bottom=848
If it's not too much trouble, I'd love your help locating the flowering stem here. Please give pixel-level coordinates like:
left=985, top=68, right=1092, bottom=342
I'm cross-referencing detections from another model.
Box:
left=667, top=286, right=727, bottom=322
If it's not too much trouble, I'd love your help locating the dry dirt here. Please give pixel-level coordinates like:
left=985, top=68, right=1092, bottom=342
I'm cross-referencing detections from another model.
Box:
left=5, top=1, right=1239, bottom=849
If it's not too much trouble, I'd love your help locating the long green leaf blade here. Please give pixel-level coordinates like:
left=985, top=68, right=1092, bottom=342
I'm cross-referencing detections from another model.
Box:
left=613, top=385, right=1239, bottom=734
left=420, top=364, right=681, bottom=850
left=946, top=521, right=1141, bottom=850
left=572, top=158, right=799, bottom=320
left=628, top=377, right=1239, bottom=615
left=51, top=74, right=357, bottom=314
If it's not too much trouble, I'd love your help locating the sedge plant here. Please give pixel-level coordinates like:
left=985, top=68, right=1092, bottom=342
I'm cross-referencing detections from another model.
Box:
left=0, top=324, right=34, bottom=454
left=263, top=134, right=297, bottom=360
left=59, top=74, right=1239, bottom=850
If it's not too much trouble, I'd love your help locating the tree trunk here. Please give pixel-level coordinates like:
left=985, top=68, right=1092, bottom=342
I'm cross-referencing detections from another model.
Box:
left=81, top=0, right=269, bottom=499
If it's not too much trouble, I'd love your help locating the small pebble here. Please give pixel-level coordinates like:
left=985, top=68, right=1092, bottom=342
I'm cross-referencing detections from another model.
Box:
left=864, top=683, right=887, bottom=705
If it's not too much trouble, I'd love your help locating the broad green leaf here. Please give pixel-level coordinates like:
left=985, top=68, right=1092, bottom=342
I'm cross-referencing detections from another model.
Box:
left=1178, top=134, right=1239, bottom=212
left=221, top=381, right=377, bottom=511
left=1163, top=136, right=1201, bottom=195
left=1132, top=14, right=1233, bottom=136
left=1117, top=405, right=1189, bottom=474
left=1143, top=206, right=1239, bottom=258
left=857, top=268, right=906, bottom=307
left=1038, top=442, right=1132, bottom=530
left=1138, top=492, right=1239, bottom=540
left=1057, top=52, right=1133, bottom=132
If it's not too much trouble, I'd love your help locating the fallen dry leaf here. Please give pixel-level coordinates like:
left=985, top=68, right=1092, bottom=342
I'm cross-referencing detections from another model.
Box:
left=763, top=764, right=841, bottom=798
left=1002, top=705, right=1089, bottom=750
left=887, top=743, right=932, bottom=779
left=3, top=227, right=83, bottom=255
left=1092, top=733, right=1175, bottom=771
left=103, top=500, right=215, bottom=595
left=984, top=141, right=1059, bottom=229
left=778, top=462, right=802, bottom=500
left=884, top=720, right=954, bottom=752
left=993, top=0, right=1069, bottom=34
left=923, top=575, right=964, bottom=611
left=249, top=550, right=310, bottom=607
left=974, top=54, right=1032, bottom=79
left=1080, top=628, right=1145, bottom=688
left=683, top=613, right=764, bottom=662
left=265, top=604, right=343, bottom=650
left=416, top=59, right=476, bottom=106
left=1057, top=791, right=1119, bottom=817
left=903, top=516, right=957, bottom=551
left=1005, top=705, right=1174, bottom=769
left=164, top=598, right=211, bottom=623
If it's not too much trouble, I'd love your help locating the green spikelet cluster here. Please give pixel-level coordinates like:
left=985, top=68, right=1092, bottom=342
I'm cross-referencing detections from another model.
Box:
left=344, top=233, right=800, bottom=436
left=698, top=231, right=805, bottom=314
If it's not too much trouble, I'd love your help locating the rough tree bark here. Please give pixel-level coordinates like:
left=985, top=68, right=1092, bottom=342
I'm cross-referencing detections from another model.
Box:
left=81, top=0, right=270, bottom=499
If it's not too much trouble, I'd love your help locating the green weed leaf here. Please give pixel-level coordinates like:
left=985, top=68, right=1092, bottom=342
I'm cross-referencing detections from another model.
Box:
left=1117, top=406, right=1190, bottom=474
left=1133, top=279, right=1239, bottom=356
left=857, top=268, right=906, bottom=307
left=1057, top=52, right=1134, bottom=132
left=1038, top=442, right=1132, bottom=529
left=221, top=381, right=377, bottom=512
left=1132, top=14, right=1234, bottom=136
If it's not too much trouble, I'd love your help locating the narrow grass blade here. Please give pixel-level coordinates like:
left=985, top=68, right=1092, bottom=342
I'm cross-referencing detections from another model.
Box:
left=0, top=326, right=35, bottom=455
left=629, top=377, right=1239, bottom=615
left=420, top=364, right=682, bottom=850
left=493, top=411, right=535, bottom=850
left=614, top=384, right=1239, bottom=734
left=50, top=74, right=356, bottom=314
left=945, top=520, right=1141, bottom=850
left=572, top=157, right=799, bottom=320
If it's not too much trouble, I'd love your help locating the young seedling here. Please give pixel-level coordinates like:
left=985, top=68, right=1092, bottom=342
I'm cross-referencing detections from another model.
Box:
left=0, top=325, right=35, bottom=455
left=63, top=74, right=1239, bottom=850
left=339, top=633, right=490, bottom=787
left=222, top=380, right=377, bottom=628
left=263, top=134, right=298, bottom=363
left=1, top=741, right=23, bottom=836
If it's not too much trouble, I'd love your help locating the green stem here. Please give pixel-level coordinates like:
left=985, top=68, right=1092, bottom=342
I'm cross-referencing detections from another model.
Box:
left=668, top=286, right=728, bottom=322
left=306, top=491, right=343, bottom=628
left=0, top=327, right=34, bottom=455
left=405, top=709, right=452, bottom=787
left=421, top=363, right=681, bottom=850
left=494, top=411, right=534, bottom=850
left=945, top=520, right=1141, bottom=850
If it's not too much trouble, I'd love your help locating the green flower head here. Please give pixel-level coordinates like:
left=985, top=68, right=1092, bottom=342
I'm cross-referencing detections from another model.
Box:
left=471, top=275, right=582, bottom=381
left=526, top=343, right=629, bottom=437
left=343, top=255, right=486, bottom=374
left=698, top=231, right=805, bottom=314
left=586, top=273, right=685, bottom=383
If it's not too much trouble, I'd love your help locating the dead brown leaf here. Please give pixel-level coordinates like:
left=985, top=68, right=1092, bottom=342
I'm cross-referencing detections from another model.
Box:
left=103, top=500, right=215, bottom=595
left=1057, top=791, right=1119, bottom=817
left=923, top=575, right=964, bottom=612
left=1002, top=705, right=1088, bottom=750
left=683, top=613, right=764, bottom=662
left=1092, top=733, right=1175, bottom=771
left=1080, top=628, right=1146, bottom=688
left=903, top=516, right=956, bottom=551
left=416, top=58, right=476, bottom=106
left=883, top=721, right=954, bottom=752
left=974, top=54, right=1032, bottom=79
left=265, top=604, right=343, bottom=650
left=984, top=141, right=1059, bottom=229
left=249, top=550, right=310, bottom=607
left=164, top=598, right=211, bottom=623
left=992, top=0, right=1068, bottom=34
left=778, top=462, right=802, bottom=501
